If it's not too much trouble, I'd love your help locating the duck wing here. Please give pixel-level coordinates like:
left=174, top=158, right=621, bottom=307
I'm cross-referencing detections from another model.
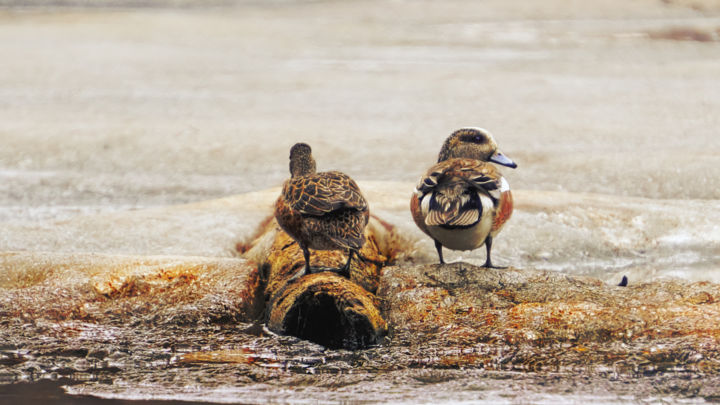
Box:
left=415, top=158, right=503, bottom=228
left=283, top=171, right=368, bottom=217
left=416, top=158, right=503, bottom=201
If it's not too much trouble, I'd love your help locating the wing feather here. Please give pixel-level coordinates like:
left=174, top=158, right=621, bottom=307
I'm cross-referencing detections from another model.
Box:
left=415, top=158, right=506, bottom=228
left=415, top=158, right=503, bottom=201
left=448, top=204, right=479, bottom=226
left=283, top=171, right=368, bottom=216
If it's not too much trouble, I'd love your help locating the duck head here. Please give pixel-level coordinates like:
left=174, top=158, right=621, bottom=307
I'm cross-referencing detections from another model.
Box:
left=437, top=127, right=517, bottom=168
left=289, top=142, right=317, bottom=177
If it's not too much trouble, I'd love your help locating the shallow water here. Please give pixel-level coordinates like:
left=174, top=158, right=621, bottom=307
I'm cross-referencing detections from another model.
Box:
left=1, top=0, right=720, bottom=403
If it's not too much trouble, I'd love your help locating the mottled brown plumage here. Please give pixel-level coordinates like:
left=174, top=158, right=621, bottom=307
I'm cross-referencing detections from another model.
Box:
left=275, top=143, right=369, bottom=279
left=410, top=128, right=516, bottom=267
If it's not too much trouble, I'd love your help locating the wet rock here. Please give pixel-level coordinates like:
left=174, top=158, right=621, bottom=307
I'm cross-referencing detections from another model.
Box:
left=87, top=349, right=108, bottom=360
left=0, top=252, right=262, bottom=325
left=378, top=262, right=720, bottom=372
left=0, top=353, right=27, bottom=367
left=58, top=348, right=89, bottom=358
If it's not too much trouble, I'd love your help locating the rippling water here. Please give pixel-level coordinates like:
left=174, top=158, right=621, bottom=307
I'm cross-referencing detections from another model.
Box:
left=1, top=0, right=720, bottom=402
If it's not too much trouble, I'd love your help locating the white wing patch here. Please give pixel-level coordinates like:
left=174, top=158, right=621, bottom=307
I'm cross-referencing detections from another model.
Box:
left=499, top=177, right=510, bottom=192
left=420, top=192, right=431, bottom=216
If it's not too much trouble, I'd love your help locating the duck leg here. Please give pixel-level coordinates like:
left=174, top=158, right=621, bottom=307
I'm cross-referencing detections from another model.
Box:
left=294, top=245, right=352, bottom=279
left=302, top=246, right=312, bottom=274
left=337, top=249, right=354, bottom=278
left=483, top=236, right=507, bottom=269
left=300, top=249, right=353, bottom=278
left=288, top=245, right=313, bottom=282
left=434, top=239, right=445, bottom=264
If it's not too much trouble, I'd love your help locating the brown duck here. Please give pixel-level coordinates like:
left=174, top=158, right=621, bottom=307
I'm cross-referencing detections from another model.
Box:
left=275, top=143, right=369, bottom=279
left=410, top=127, right=517, bottom=267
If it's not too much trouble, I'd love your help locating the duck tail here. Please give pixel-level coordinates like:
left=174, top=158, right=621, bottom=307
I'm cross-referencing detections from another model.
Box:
left=423, top=191, right=481, bottom=228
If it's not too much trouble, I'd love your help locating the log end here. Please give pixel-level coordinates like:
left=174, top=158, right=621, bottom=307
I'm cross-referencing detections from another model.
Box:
left=268, top=273, right=387, bottom=349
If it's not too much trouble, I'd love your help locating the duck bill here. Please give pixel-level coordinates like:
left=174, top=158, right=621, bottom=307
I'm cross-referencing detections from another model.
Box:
left=489, top=151, right=517, bottom=168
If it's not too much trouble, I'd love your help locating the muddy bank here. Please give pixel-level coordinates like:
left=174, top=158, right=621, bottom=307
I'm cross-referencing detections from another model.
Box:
left=380, top=262, right=720, bottom=374
left=3, top=243, right=720, bottom=402
left=0, top=252, right=261, bottom=325
left=0, top=186, right=719, bottom=402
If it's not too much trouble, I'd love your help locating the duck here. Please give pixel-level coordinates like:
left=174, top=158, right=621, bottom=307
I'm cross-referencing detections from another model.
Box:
left=274, top=143, right=370, bottom=279
left=410, top=127, right=517, bottom=267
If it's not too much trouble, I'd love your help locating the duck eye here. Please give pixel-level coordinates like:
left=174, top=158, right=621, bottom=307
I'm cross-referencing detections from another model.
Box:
left=459, top=133, right=486, bottom=144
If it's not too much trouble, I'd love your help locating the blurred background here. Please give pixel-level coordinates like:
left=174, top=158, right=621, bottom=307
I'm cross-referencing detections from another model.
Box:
left=1, top=0, right=719, bottom=222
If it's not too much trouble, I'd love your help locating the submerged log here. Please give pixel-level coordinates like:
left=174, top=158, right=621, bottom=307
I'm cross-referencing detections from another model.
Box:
left=242, top=215, right=399, bottom=349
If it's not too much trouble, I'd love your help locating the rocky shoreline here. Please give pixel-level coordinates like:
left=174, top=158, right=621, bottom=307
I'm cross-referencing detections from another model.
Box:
left=2, top=212, right=720, bottom=402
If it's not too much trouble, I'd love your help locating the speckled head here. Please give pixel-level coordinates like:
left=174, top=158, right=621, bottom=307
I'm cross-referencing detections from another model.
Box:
left=289, top=142, right=317, bottom=177
left=437, top=127, right=517, bottom=168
